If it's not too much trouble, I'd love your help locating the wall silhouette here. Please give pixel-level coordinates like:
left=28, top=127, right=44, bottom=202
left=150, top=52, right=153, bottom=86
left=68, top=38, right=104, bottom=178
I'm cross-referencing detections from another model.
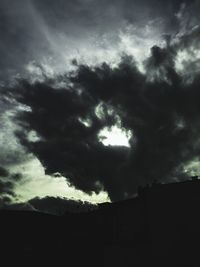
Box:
left=1, top=178, right=200, bottom=266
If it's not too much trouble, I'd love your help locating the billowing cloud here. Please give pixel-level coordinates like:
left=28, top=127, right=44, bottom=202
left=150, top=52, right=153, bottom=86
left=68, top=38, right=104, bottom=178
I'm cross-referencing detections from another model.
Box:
left=6, top=27, right=200, bottom=200
left=1, top=0, right=200, bottom=204
left=0, top=168, right=22, bottom=204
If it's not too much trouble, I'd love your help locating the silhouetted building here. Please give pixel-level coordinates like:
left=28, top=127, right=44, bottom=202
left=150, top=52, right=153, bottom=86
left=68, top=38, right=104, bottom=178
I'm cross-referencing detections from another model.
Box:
left=1, top=178, right=200, bottom=266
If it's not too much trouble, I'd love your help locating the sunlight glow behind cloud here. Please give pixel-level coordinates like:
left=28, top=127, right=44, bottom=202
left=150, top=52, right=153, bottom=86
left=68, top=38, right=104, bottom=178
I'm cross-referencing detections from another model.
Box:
left=98, top=125, right=132, bottom=147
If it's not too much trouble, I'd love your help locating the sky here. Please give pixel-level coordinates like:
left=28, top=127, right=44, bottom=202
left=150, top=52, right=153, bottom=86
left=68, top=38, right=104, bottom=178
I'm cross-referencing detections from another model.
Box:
left=1, top=0, right=200, bottom=212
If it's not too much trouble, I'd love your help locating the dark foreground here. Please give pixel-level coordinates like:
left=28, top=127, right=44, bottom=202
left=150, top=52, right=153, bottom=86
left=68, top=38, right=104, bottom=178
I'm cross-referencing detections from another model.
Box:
left=1, top=179, right=200, bottom=266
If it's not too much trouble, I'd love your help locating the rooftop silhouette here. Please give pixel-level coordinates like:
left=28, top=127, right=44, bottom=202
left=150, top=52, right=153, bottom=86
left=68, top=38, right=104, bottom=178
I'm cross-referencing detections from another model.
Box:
left=1, top=178, right=200, bottom=266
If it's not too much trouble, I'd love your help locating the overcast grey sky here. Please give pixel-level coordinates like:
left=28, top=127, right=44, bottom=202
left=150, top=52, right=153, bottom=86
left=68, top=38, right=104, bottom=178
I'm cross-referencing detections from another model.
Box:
left=0, top=0, right=190, bottom=80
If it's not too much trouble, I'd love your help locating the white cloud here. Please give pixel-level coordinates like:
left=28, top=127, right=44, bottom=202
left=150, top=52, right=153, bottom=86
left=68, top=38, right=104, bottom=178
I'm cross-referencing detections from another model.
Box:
left=11, top=158, right=110, bottom=204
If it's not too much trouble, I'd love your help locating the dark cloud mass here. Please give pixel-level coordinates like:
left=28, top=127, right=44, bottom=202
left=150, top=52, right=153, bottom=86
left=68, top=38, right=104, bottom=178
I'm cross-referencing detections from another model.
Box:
left=0, top=167, right=9, bottom=177
left=8, top=31, right=200, bottom=200
left=1, top=0, right=200, bottom=203
left=0, top=169, right=22, bottom=203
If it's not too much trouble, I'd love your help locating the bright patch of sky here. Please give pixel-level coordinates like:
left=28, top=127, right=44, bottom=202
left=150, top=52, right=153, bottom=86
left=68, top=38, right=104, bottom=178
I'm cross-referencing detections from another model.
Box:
left=98, top=125, right=132, bottom=147
left=11, top=158, right=110, bottom=204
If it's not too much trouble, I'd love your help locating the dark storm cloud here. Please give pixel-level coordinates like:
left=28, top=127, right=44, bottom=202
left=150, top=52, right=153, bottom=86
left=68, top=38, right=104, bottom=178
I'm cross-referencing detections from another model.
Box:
left=0, top=180, right=14, bottom=196
left=0, top=171, right=22, bottom=200
left=1, top=0, right=200, bottom=202
left=0, top=167, right=11, bottom=196
left=0, top=166, right=13, bottom=202
left=9, top=77, right=130, bottom=200
left=0, top=167, right=9, bottom=177
left=6, top=25, right=200, bottom=201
